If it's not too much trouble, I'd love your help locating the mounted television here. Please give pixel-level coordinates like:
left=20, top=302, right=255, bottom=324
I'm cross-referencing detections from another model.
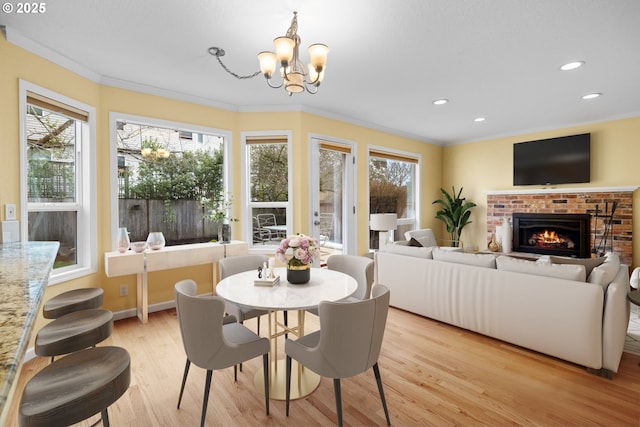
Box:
left=513, top=133, right=590, bottom=186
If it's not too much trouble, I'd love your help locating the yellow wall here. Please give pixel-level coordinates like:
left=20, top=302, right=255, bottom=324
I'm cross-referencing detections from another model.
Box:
left=441, top=117, right=640, bottom=267
left=0, top=37, right=441, bottom=325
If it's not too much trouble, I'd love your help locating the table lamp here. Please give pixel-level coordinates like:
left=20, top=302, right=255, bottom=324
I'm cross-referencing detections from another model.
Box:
left=370, top=213, right=398, bottom=250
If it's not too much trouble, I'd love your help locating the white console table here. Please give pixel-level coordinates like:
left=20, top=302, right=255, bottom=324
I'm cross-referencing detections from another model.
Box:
left=104, top=241, right=248, bottom=323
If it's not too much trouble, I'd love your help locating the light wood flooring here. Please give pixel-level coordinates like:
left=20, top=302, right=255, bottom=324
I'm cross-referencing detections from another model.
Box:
left=6, top=307, right=640, bottom=426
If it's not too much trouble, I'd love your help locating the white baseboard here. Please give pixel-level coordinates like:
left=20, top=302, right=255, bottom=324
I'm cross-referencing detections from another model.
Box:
left=22, top=296, right=197, bottom=364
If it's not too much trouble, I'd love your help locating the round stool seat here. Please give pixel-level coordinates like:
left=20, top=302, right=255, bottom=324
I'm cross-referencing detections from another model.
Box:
left=35, top=308, right=113, bottom=358
left=19, top=346, right=130, bottom=427
left=43, top=288, right=104, bottom=319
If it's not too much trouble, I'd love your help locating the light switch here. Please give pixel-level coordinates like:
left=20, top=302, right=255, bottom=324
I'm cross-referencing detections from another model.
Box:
left=5, top=204, right=16, bottom=221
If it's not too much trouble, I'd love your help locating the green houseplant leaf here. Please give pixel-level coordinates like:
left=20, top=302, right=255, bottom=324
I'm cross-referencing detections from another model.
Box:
left=433, top=186, right=477, bottom=247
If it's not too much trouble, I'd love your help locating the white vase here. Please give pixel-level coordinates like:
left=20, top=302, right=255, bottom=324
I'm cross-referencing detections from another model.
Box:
left=116, top=227, right=130, bottom=253
left=502, top=219, right=513, bottom=253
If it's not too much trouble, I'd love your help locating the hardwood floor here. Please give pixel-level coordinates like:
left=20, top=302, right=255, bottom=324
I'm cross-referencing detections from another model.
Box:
left=7, top=307, right=640, bottom=426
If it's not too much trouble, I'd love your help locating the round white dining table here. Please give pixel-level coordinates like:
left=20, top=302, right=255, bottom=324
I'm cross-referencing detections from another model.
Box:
left=215, top=267, right=358, bottom=311
left=216, top=266, right=357, bottom=400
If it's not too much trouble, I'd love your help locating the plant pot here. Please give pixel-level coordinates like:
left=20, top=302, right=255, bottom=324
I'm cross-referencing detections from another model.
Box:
left=287, top=264, right=310, bottom=284
left=218, top=223, right=231, bottom=244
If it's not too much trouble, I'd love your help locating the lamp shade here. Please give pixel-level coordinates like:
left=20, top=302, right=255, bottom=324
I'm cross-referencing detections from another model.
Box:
left=370, top=213, right=398, bottom=231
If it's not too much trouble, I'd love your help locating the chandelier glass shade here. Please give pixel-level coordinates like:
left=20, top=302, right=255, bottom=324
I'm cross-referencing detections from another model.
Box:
left=210, top=12, right=328, bottom=95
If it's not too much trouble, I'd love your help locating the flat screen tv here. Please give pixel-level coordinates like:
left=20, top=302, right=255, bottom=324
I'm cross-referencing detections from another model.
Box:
left=513, top=133, right=590, bottom=186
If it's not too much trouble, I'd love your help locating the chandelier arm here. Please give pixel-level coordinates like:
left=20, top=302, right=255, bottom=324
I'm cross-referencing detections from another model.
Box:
left=214, top=53, right=261, bottom=80
left=266, top=78, right=284, bottom=89
left=304, top=83, right=319, bottom=95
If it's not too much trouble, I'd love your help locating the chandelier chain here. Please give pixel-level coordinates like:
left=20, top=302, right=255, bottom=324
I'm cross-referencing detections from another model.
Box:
left=214, top=55, right=260, bottom=80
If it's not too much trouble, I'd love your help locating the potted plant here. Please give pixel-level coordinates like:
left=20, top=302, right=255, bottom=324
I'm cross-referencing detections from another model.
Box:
left=201, top=193, right=238, bottom=243
left=433, top=186, right=476, bottom=247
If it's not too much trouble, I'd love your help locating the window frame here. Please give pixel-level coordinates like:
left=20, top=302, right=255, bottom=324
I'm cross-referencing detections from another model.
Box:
left=19, top=80, right=97, bottom=284
left=241, top=131, right=293, bottom=252
left=108, top=112, right=232, bottom=250
left=368, top=145, right=421, bottom=246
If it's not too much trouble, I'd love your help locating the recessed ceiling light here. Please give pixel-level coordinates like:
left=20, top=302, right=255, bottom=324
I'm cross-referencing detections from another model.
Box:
left=474, top=117, right=486, bottom=122
left=433, top=99, right=448, bottom=105
left=582, top=93, right=602, bottom=100
left=560, top=61, right=585, bottom=71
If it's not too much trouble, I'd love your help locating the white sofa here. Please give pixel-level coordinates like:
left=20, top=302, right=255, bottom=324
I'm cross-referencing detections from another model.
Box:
left=375, top=230, right=631, bottom=377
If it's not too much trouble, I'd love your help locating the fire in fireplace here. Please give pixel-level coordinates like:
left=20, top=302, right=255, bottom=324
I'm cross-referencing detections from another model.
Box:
left=512, top=213, right=591, bottom=258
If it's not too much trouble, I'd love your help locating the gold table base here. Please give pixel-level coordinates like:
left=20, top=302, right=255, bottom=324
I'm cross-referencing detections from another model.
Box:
left=254, top=359, right=320, bottom=400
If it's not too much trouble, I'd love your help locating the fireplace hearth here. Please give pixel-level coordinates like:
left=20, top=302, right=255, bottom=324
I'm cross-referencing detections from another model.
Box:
left=512, top=213, right=591, bottom=258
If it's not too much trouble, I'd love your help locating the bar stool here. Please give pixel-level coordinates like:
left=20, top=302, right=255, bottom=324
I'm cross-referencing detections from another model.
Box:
left=19, top=346, right=130, bottom=427
left=35, top=308, right=114, bottom=362
left=43, top=287, right=104, bottom=319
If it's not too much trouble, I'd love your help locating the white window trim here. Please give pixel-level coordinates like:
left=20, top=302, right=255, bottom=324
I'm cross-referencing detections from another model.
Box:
left=367, top=144, right=422, bottom=231
left=108, top=112, right=232, bottom=251
left=19, top=80, right=97, bottom=284
left=241, top=130, right=293, bottom=252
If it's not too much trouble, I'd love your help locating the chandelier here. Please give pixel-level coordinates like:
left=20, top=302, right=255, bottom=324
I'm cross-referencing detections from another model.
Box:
left=209, top=12, right=328, bottom=95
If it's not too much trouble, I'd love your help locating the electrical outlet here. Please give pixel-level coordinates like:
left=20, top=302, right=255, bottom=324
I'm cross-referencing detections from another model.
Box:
left=119, top=284, right=128, bottom=297
left=5, top=204, right=16, bottom=221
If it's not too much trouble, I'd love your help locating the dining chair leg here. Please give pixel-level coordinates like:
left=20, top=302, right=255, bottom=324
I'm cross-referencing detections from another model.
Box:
left=333, top=378, right=343, bottom=427
left=262, top=353, right=270, bottom=415
left=257, top=316, right=261, bottom=335
left=284, top=311, right=288, bottom=339
left=234, top=364, right=237, bottom=382
left=201, top=370, right=213, bottom=427
left=285, top=356, right=292, bottom=416
left=101, top=408, right=110, bottom=427
left=373, top=363, right=391, bottom=426
left=177, top=359, right=191, bottom=409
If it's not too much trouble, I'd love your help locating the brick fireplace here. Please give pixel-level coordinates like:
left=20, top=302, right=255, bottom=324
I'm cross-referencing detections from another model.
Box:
left=486, top=188, right=634, bottom=266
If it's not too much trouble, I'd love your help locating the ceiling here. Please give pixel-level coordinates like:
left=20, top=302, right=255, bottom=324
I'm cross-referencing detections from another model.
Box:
left=2, top=0, right=639, bottom=145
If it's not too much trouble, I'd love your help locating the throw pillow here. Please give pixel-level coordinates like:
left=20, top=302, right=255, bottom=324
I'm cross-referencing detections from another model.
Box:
left=432, top=248, right=497, bottom=268
left=404, top=229, right=437, bottom=247
left=548, top=255, right=605, bottom=277
left=587, top=252, right=620, bottom=290
left=409, top=237, right=423, bottom=247
left=409, top=236, right=437, bottom=248
left=496, top=255, right=586, bottom=281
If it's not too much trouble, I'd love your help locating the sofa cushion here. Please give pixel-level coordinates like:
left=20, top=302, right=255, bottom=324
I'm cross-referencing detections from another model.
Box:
left=404, top=229, right=437, bottom=247
left=548, top=255, right=605, bottom=277
left=432, top=248, right=496, bottom=268
left=496, top=255, right=586, bottom=281
left=587, top=252, right=621, bottom=290
left=383, top=241, right=434, bottom=258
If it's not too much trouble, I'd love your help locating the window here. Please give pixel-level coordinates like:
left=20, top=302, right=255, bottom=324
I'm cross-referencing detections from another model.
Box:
left=110, top=114, right=231, bottom=247
left=241, top=133, right=292, bottom=249
left=369, top=147, right=419, bottom=250
left=20, top=81, right=97, bottom=283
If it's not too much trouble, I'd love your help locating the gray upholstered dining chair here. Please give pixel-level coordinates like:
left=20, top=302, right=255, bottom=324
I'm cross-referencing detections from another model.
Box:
left=174, top=280, right=270, bottom=427
left=286, top=284, right=391, bottom=427
left=218, top=254, right=269, bottom=334
left=307, top=254, right=375, bottom=316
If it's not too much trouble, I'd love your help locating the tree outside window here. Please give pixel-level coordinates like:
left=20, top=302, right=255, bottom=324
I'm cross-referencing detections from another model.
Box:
left=115, top=119, right=228, bottom=245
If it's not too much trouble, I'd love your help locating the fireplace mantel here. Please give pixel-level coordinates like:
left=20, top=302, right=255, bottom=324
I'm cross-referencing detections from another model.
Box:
left=486, top=186, right=637, bottom=196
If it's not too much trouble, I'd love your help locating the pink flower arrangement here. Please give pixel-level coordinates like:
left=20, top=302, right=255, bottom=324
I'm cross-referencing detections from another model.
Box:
left=275, top=233, right=320, bottom=267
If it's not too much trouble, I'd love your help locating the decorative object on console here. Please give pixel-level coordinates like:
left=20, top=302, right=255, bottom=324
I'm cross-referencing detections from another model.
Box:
left=433, top=186, right=476, bottom=247
left=370, top=213, right=398, bottom=250
left=275, top=233, right=320, bottom=284
left=488, top=233, right=500, bottom=252
left=209, top=11, right=328, bottom=96
left=116, top=227, right=130, bottom=253
left=146, top=231, right=165, bottom=250
left=130, top=241, right=146, bottom=253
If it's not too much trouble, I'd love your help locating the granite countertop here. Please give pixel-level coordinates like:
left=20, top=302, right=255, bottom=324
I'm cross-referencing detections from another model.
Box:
left=0, top=241, right=59, bottom=417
